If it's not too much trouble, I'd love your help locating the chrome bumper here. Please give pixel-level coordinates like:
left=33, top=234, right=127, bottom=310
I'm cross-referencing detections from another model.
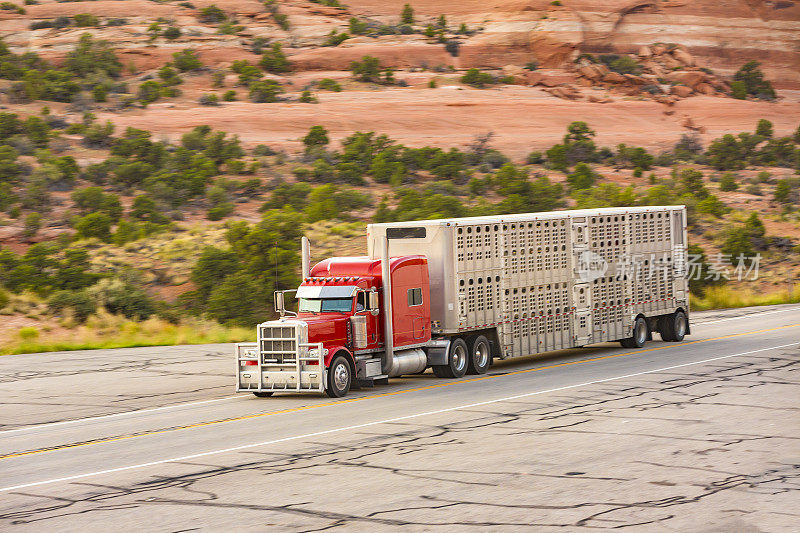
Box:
left=235, top=341, right=326, bottom=393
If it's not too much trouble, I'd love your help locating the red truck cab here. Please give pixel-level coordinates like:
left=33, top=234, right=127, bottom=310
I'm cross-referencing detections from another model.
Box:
left=236, top=254, right=431, bottom=398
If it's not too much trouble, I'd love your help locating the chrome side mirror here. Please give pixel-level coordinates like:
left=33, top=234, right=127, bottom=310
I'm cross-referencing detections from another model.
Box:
left=369, top=290, right=380, bottom=316
left=274, top=290, right=297, bottom=317
left=274, top=291, right=285, bottom=316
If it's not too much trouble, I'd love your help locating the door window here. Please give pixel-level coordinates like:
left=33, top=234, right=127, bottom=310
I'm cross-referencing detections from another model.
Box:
left=407, top=288, right=423, bottom=306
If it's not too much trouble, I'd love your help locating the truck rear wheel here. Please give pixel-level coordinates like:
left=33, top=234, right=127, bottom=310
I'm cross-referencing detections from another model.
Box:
left=659, top=310, right=687, bottom=342
left=326, top=355, right=352, bottom=398
left=433, top=338, right=468, bottom=379
left=620, top=316, right=648, bottom=349
left=466, top=335, right=491, bottom=375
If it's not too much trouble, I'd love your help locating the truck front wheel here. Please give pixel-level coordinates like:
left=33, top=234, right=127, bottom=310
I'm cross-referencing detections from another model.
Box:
left=326, top=355, right=352, bottom=398
left=433, top=338, right=468, bottom=379
left=466, top=335, right=491, bottom=375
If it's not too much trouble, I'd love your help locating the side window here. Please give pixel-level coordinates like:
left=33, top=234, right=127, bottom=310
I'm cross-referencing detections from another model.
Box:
left=356, top=291, right=366, bottom=311
left=407, top=288, right=423, bottom=306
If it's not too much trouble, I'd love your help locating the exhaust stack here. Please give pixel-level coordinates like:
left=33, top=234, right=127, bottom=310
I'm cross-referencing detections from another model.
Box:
left=301, top=236, right=310, bottom=279
left=380, top=236, right=394, bottom=376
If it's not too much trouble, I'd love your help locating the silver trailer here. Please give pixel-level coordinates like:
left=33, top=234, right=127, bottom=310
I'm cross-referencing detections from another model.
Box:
left=367, top=205, right=689, bottom=360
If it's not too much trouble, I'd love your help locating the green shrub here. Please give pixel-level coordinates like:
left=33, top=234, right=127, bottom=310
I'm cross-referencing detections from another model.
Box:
left=199, top=4, right=226, bottom=23
left=206, top=271, right=266, bottom=326
left=172, top=49, right=202, bottom=71
left=90, top=277, right=155, bottom=320
left=566, top=163, right=597, bottom=190
left=774, top=179, right=792, bottom=203
left=18, top=327, right=38, bottom=341
left=65, top=33, right=122, bottom=78
left=733, top=60, right=775, bottom=100
left=721, top=226, right=754, bottom=259
left=745, top=183, right=762, bottom=196
left=324, top=30, right=349, bottom=47
left=598, top=54, right=641, bottom=75
left=719, top=172, right=738, bottom=191
left=273, top=12, right=289, bottom=30
left=22, top=212, right=41, bottom=238
left=73, top=13, right=99, bottom=27
left=755, top=118, right=773, bottom=138
left=0, top=2, right=25, bottom=14
left=199, top=93, right=219, bottom=106
left=232, top=60, right=262, bottom=85
left=74, top=212, right=112, bottom=241
left=697, top=194, right=729, bottom=217
left=259, top=42, right=290, bottom=73
left=47, top=289, right=96, bottom=321
left=137, top=80, right=162, bottom=104
left=299, top=90, right=317, bottom=103
left=302, top=125, right=329, bottom=152
left=249, top=79, right=283, bottom=103
left=400, top=3, right=414, bottom=24
left=442, top=40, right=460, bottom=57
left=222, top=90, right=236, bottom=101
left=71, top=187, right=122, bottom=220
left=350, top=56, right=382, bottom=82
left=349, top=17, right=368, bottom=35
left=207, top=203, right=235, bottom=220
left=461, top=68, right=494, bottom=88
left=317, top=78, right=342, bottom=92
left=217, top=21, right=243, bottom=35
left=92, top=84, right=108, bottom=102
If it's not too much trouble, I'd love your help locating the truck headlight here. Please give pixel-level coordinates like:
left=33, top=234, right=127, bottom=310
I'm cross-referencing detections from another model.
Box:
left=245, top=349, right=257, bottom=358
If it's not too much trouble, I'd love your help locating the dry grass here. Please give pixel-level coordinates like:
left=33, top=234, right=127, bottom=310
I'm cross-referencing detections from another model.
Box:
left=691, top=284, right=800, bottom=311
left=1, top=311, right=253, bottom=355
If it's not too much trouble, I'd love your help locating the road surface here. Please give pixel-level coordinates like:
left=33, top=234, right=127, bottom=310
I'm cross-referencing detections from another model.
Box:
left=0, top=304, right=798, bottom=531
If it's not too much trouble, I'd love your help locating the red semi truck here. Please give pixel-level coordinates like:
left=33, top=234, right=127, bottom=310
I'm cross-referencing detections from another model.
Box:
left=236, top=206, right=690, bottom=397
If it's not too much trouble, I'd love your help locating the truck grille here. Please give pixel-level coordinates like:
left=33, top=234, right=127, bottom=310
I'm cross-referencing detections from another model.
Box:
left=259, top=324, right=298, bottom=363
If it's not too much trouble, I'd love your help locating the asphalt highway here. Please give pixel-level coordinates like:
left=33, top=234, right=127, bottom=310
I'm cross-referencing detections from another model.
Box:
left=1, top=304, right=798, bottom=531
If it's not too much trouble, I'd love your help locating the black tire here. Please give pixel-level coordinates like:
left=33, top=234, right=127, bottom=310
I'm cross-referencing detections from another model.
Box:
left=432, top=338, right=468, bottom=378
left=326, top=355, right=352, bottom=398
left=660, top=311, right=687, bottom=342
left=620, top=316, right=648, bottom=348
left=466, top=335, right=491, bottom=375
left=253, top=391, right=273, bottom=398
left=658, top=315, right=675, bottom=342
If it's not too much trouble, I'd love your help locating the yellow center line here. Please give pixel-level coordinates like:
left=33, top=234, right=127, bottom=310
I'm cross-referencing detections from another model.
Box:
left=2, top=322, right=798, bottom=461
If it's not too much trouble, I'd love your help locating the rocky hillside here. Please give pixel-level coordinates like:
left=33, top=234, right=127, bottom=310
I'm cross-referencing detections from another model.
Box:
left=0, top=0, right=798, bottom=352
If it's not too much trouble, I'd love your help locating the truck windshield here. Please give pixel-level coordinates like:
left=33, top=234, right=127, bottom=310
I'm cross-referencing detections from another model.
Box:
left=299, top=298, right=352, bottom=313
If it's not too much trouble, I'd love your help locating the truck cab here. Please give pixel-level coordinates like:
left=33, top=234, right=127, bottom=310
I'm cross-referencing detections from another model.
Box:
left=236, top=251, right=433, bottom=398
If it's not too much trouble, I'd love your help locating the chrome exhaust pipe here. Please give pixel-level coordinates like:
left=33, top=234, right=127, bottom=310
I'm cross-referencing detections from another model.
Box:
left=301, top=236, right=310, bottom=279
left=380, top=236, right=394, bottom=376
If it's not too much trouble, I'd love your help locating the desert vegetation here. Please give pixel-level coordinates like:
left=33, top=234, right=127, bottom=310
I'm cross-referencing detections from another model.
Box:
left=0, top=1, right=798, bottom=352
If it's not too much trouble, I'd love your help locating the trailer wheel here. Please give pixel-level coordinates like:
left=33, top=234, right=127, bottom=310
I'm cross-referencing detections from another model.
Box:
left=326, top=355, right=352, bottom=398
left=621, top=316, right=648, bottom=348
left=659, top=310, right=687, bottom=342
left=433, top=338, right=468, bottom=378
left=466, top=335, right=491, bottom=375
left=253, top=391, right=273, bottom=398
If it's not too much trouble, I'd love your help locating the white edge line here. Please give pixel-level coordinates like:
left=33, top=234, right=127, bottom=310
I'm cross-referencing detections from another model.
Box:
left=1, top=340, right=796, bottom=494
left=693, top=305, right=800, bottom=325
left=1, top=395, right=241, bottom=435
left=7, top=305, right=799, bottom=435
